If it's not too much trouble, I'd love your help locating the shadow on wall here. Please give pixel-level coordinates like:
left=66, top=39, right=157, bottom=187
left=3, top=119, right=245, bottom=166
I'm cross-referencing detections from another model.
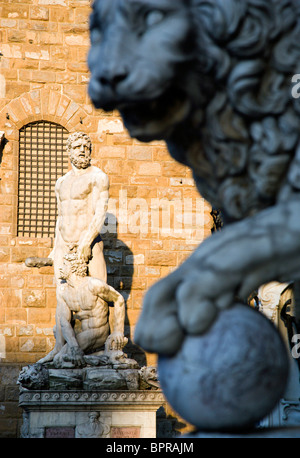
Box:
left=156, top=406, right=190, bottom=438
left=101, top=213, right=146, bottom=367
left=0, top=134, right=8, bottom=172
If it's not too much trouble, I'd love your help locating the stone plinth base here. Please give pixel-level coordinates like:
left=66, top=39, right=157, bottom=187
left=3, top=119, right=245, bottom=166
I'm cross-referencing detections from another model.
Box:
left=19, top=390, right=165, bottom=438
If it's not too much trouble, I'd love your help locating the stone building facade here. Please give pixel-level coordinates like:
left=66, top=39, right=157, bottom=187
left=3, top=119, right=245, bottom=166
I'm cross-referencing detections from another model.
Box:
left=0, top=0, right=213, bottom=437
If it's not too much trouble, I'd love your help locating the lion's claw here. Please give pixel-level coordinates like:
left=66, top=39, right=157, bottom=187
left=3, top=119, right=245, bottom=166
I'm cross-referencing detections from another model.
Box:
left=134, top=259, right=236, bottom=355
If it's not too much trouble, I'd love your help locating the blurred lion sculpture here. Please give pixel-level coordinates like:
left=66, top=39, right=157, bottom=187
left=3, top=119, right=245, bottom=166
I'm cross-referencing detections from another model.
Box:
left=88, top=0, right=300, bottom=356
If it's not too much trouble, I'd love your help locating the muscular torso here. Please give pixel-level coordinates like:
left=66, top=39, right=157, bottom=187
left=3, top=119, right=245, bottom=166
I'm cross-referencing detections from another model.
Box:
left=61, top=279, right=109, bottom=330
left=57, top=167, right=105, bottom=243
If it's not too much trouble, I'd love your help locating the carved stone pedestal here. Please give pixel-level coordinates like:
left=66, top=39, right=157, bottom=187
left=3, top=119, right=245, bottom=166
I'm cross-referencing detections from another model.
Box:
left=18, top=362, right=165, bottom=438
left=19, top=389, right=165, bottom=438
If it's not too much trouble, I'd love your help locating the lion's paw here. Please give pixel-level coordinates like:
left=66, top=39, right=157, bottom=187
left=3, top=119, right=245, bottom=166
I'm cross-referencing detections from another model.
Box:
left=134, top=264, right=236, bottom=356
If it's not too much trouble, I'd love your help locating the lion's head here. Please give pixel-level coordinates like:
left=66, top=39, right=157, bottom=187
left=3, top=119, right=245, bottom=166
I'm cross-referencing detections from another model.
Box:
left=89, top=0, right=300, bottom=221
left=88, top=0, right=214, bottom=142
left=18, top=363, right=49, bottom=390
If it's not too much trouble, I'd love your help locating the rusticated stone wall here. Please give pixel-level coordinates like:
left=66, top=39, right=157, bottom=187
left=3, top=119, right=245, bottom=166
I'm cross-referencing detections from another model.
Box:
left=0, top=0, right=213, bottom=438
left=0, top=363, right=23, bottom=438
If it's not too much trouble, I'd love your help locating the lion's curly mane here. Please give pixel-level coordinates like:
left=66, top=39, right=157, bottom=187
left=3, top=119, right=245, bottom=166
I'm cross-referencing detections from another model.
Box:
left=181, top=0, right=300, bottom=221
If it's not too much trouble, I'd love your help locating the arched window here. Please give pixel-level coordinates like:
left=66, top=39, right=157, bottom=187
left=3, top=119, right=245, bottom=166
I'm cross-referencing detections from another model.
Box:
left=17, top=121, right=69, bottom=238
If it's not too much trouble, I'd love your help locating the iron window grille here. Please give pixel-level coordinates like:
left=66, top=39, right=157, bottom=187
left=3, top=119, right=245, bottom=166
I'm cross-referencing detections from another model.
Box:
left=17, top=121, right=69, bottom=238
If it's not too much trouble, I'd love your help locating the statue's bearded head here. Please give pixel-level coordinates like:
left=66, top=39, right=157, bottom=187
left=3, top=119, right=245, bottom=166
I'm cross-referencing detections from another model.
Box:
left=59, top=248, right=88, bottom=282
left=66, top=132, right=92, bottom=169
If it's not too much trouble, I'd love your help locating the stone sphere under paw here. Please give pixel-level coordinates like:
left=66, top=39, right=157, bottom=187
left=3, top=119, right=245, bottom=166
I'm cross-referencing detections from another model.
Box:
left=158, top=304, right=289, bottom=432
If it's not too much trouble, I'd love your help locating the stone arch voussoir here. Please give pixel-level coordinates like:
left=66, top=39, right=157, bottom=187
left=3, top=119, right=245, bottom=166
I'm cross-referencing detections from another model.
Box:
left=0, top=88, right=91, bottom=138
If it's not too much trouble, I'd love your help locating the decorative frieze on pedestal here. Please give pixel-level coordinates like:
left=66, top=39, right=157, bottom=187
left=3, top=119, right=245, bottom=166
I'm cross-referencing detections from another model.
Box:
left=19, top=389, right=165, bottom=438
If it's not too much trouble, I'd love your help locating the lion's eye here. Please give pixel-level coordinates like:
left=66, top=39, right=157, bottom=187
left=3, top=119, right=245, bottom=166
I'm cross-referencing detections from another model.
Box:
left=145, top=10, right=164, bottom=28
left=90, top=27, right=102, bottom=45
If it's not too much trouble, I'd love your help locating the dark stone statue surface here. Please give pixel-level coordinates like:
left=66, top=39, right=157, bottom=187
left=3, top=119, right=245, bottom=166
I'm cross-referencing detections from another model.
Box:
left=88, top=0, right=300, bottom=432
